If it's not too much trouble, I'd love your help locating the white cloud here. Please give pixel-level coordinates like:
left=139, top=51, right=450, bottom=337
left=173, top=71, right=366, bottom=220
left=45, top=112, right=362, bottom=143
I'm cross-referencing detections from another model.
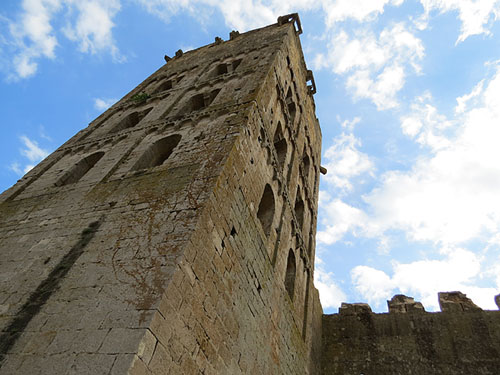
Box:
left=317, top=198, right=371, bottom=245
left=400, top=92, right=454, bottom=151
left=8, top=0, right=62, bottom=79
left=9, top=135, right=49, bottom=176
left=339, top=116, right=361, bottom=131
left=314, top=267, right=347, bottom=309
left=315, top=24, right=424, bottom=110
left=351, top=265, right=394, bottom=306
left=455, top=79, right=484, bottom=114
left=135, top=0, right=406, bottom=31
left=324, top=0, right=404, bottom=26
left=351, top=248, right=499, bottom=310
left=62, top=0, right=122, bottom=60
left=20, top=135, right=49, bottom=162
left=322, top=132, right=374, bottom=191
left=420, top=0, right=500, bottom=43
left=9, top=162, right=23, bottom=175
left=94, top=97, right=116, bottom=110
left=5, top=0, right=122, bottom=79
left=363, top=67, right=500, bottom=245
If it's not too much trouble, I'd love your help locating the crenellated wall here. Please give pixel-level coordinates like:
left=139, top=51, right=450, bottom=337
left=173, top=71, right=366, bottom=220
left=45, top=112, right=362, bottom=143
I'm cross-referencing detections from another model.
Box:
left=321, top=292, right=500, bottom=375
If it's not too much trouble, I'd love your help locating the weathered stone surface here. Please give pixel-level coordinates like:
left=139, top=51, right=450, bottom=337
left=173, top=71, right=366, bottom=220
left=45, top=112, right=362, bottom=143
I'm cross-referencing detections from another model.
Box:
left=338, top=302, right=372, bottom=316
left=322, top=308, right=500, bottom=374
left=0, top=13, right=322, bottom=375
left=388, top=294, right=425, bottom=313
left=439, top=291, right=482, bottom=312
left=3, top=12, right=499, bottom=375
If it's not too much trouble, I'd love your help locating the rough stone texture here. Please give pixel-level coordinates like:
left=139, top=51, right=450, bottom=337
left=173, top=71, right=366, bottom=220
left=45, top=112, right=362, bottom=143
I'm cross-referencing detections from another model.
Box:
left=322, top=295, right=500, bottom=375
left=388, top=294, right=425, bottom=313
left=3, top=13, right=500, bottom=375
left=0, top=14, right=322, bottom=374
left=439, top=291, right=482, bottom=312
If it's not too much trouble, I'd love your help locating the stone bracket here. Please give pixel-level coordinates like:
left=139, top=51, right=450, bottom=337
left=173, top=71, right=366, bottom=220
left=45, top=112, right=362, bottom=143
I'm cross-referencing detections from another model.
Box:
left=306, top=70, right=316, bottom=95
left=277, top=13, right=303, bottom=35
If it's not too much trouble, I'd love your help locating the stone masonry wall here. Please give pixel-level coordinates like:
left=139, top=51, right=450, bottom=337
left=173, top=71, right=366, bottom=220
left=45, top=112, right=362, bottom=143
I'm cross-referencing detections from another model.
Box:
left=126, top=18, right=324, bottom=374
left=321, top=294, right=500, bottom=375
left=0, top=16, right=323, bottom=375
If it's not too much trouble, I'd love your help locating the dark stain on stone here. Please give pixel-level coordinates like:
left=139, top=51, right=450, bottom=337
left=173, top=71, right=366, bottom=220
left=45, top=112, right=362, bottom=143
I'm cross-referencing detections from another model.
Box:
left=0, top=218, right=103, bottom=367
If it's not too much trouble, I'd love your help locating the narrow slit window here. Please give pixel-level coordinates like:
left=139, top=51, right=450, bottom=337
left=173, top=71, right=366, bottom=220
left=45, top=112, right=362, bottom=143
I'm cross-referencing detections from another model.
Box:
left=257, top=184, right=275, bottom=237
left=110, top=107, right=153, bottom=133
left=285, top=249, right=296, bottom=300
left=273, top=123, right=287, bottom=171
left=191, top=93, right=205, bottom=110
left=286, top=87, right=296, bottom=122
left=294, top=194, right=304, bottom=231
left=154, top=79, right=172, bottom=94
left=302, top=154, right=310, bottom=180
left=132, top=134, right=181, bottom=171
left=56, top=152, right=105, bottom=186
left=232, top=59, right=242, bottom=71
left=190, top=89, right=220, bottom=111
left=216, top=63, right=228, bottom=75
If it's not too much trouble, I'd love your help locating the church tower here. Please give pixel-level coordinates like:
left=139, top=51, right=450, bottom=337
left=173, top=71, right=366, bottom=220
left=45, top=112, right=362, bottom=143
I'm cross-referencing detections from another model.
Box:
left=0, top=14, right=323, bottom=374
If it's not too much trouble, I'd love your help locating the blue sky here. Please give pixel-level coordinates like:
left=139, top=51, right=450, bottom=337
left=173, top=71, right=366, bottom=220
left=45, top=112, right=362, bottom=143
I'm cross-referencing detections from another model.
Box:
left=2, top=0, right=500, bottom=313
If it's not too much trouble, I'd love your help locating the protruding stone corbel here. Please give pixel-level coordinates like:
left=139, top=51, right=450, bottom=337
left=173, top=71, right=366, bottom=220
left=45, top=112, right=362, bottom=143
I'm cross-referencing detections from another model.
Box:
left=319, top=166, right=327, bottom=175
left=306, top=70, right=317, bottom=95
left=175, top=49, right=183, bottom=58
left=494, top=293, right=500, bottom=310
left=229, top=30, right=240, bottom=40
left=277, top=13, right=303, bottom=35
left=164, top=55, right=171, bottom=63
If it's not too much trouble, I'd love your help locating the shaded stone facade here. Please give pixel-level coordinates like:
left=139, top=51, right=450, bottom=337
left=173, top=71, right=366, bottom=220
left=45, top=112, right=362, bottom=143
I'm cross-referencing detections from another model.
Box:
left=1, top=13, right=500, bottom=375
left=322, top=293, right=500, bottom=374
left=0, top=14, right=322, bottom=375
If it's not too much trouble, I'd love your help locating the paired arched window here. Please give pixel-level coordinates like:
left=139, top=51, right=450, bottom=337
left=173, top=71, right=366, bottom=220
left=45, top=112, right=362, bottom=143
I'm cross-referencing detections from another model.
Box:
left=190, top=89, right=220, bottom=111
left=153, top=79, right=172, bottom=94
left=286, top=87, right=296, bottom=123
left=132, top=134, right=181, bottom=171
left=285, top=249, right=296, bottom=300
left=273, top=123, right=287, bottom=171
left=257, top=184, right=275, bottom=237
left=302, top=154, right=310, bottom=181
left=56, top=151, right=105, bottom=186
left=110, top=107, right=153, bottom=133
left=294, top=192, right=304, bottom=231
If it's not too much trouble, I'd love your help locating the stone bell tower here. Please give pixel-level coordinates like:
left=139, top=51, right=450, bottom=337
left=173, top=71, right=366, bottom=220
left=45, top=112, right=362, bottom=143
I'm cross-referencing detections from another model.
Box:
left=0, top=14, right=323, bottom=374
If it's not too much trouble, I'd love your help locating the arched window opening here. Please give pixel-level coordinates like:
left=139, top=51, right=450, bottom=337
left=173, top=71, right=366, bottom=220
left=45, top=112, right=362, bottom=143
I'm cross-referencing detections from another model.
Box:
left=154, top=79, right=172, bottom=94
left=286, top=87, right=296, bottom=123
left=132, top=134, right=181, bottom=171
left=285, top=249, right=296, bottom=300
left=191, top=89, right=221, bottom=111
left=56, top=152, right=105, bottom=186
left=216, top=63, right=228, bottom=75
left=302, top=154, right=310, bottom=180
left=232, top=59, right=242, bottom=71
left=257, top=184, right=275, bottom=237
left=273, top=123, right=287, bottom=171
left=110, top=107, right=153, bottom=133
left=294, top=194, right=304, bottom=231
left=308, top=232, right=314, bottom=258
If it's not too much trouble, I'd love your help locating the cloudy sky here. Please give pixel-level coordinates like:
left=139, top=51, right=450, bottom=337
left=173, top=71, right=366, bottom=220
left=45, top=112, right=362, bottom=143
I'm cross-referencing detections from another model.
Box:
left=2, top=0, right=500, bottom=313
